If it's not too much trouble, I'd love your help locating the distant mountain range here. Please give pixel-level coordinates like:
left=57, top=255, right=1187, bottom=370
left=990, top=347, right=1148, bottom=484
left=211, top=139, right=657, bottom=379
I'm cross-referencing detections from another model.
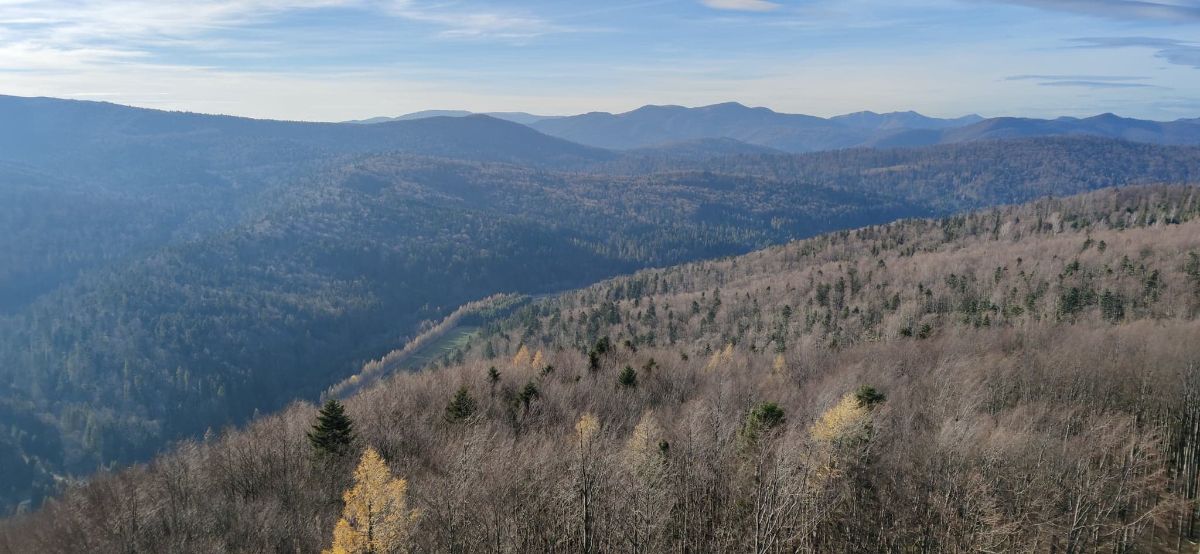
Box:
left=0, top=96, right=608, bottom=171
left=347, top=110, right=560, bottom=126
left=1, top=92, right=1200, bottom=517
left=364, top=102, right=1200, bottom=153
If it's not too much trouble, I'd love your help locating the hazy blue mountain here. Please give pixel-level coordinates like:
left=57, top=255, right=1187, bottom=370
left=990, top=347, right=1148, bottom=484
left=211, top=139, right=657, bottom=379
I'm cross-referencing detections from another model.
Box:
left=871, top=113, right=1200, bottom=148
left=527, top=102, right=985, bottom=151
left=528, top=102, right=846, bottom=151
left=0, top=95, right=614, bottom=316
left=525, top=102, right=1200, bottom=152
left=345, top=103, right=1200, bottom=154
left=0, top=96, right=610, bottom=173
left=348, top=110, right=559, bottom=125
left=347, top=110, right=473, bottom=123
left=830, top=110, right=984, bottom=130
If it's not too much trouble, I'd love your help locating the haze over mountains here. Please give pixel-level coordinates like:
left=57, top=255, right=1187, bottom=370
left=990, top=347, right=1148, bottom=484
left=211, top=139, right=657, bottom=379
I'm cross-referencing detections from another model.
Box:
left=1, top=93, right=1200, bottom=522
left=366, top=101, right=1200, bottom=153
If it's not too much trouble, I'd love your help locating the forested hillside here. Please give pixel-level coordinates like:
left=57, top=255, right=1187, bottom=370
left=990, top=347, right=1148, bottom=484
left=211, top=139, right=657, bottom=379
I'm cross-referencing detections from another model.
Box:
left=3, top=186, right=1197, bottom=552
left=3, top=116, right=1200, bottom=514
left=4, top=95, right=1200, bottom=517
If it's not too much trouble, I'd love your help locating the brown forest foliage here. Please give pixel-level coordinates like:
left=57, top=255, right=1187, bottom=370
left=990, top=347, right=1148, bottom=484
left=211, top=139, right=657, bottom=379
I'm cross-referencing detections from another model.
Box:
left=2, top=185, right=1199, bottom=552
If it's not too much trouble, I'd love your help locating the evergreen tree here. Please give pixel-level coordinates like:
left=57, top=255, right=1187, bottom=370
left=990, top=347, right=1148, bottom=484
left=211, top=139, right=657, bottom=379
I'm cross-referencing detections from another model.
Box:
left=487, top=366, right=501, bottom=397
left=618, top=365, right=638, bottom=388
left=445, top=386, right=478, bottom=423
left=854, top=385, right=887, bottom=408
left=309, top=399, right=356, bottom=457
left=519, top=381, right=540, bottom=410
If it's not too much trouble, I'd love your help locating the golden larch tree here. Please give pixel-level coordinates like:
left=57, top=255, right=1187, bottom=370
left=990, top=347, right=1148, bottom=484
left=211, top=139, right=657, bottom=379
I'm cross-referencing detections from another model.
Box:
left=809, top=393, right=868, bottom=444
left=325, top=447, right=419, bottom=554
left=772, top=354, right=786, bottom=374
left=512, top=344, right=531, bottom=368
left=704, top=343, right=735, bottom=372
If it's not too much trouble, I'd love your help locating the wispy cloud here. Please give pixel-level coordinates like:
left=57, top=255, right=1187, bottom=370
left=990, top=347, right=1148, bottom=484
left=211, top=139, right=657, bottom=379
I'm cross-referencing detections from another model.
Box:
left=1005, top=74, right=1148, bottom=81
left=386, top=1, right=573, bottom=40
left=1005, top=73, right=1165, bottom=88
left=0, top=1, right=351, bottom=71
left=985, top=0, right=1200, bottom=22
left=1070, top=37, right=1200, bottom=69
left=1038, top=80, right=1162, bottom=88
left=0, top=0, right=572, bottom=74
left=700, top=0, right=781, bottom=12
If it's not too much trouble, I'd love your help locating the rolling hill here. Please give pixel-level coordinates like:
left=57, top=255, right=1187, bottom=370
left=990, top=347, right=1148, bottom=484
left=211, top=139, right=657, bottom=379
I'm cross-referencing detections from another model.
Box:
left=2, top=95, right=1200, bottom=518
left=3, top=185, right=1197, bottom=552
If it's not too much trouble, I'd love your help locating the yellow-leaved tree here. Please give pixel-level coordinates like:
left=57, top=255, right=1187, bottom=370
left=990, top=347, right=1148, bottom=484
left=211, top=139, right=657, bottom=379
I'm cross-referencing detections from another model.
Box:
left=704, top=344, right=735, bottom=371
left=809, top=393, right=868, bottom=445
left=512, top=345, right=531, bottom=368
left=530, top=349, right=545, bottom=369
left=325, top=447, right=419, bottom=554
left=808, top=388, right=884, bottom=480
left=575, top=413, right=601, bottom=553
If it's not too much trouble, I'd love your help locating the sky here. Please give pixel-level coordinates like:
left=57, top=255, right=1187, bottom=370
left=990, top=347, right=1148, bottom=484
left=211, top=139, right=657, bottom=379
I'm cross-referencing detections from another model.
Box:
left=0, top=0, right=1198, bottom=121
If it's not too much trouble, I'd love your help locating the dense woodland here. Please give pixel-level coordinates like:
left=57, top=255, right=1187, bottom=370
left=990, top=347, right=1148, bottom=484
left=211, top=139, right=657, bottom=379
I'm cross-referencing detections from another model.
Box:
left=3, top=101, right=1200, bottom=514
left=2, top=186, right=1197, bottom=552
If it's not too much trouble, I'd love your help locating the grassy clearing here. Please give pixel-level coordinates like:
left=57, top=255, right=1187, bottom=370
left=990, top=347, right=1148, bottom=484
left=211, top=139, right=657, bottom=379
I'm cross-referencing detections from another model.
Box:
left=402, top=325, right=480, bottom=370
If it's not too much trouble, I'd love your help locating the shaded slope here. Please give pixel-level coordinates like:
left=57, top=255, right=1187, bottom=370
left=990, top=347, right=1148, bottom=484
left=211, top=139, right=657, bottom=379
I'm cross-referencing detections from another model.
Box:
left=3, top=186, right=1198, bottom=552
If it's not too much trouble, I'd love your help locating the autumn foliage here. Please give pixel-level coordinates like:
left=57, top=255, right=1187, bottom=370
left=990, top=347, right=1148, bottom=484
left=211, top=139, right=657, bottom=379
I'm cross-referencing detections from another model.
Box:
left=3, top=186, right=1200, bottom=552
left=325, top=448, right=418, bottom=554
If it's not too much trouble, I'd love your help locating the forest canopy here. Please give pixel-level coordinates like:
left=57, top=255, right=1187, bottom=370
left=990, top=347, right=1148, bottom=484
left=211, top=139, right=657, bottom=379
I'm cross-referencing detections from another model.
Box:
left=2, top=186, right=1198, bottom=552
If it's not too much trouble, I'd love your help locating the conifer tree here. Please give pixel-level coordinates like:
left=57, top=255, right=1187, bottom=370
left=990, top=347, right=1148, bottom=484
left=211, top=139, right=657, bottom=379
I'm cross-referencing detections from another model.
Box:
left=487, top=366, right=501, bottom=397
left=309, top=399, right=356, bottom=457
left=324, top=447, right=418, bottom=554
left=445, top=386, right=477, bottom=423
left=618, top=365, right=638, bottom=388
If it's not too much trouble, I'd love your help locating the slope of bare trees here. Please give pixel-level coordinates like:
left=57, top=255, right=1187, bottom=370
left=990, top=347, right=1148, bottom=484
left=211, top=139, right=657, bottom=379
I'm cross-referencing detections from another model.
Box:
left=3, top=185, right=1199, bottom=553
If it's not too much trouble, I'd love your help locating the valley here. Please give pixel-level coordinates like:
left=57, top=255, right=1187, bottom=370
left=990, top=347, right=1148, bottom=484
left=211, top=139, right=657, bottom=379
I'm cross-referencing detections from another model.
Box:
left=0, top=95, right=1198, bottom=552
left=3, top=185, right=1197, bottom=552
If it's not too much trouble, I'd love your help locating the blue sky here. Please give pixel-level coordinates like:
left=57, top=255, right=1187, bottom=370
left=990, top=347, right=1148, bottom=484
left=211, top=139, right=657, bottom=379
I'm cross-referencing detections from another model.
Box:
left=0, top=0, right=1198, bottom=121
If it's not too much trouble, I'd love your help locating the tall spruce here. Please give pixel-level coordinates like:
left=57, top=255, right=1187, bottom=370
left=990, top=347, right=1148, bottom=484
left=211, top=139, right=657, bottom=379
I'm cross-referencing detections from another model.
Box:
left=308, top=399, right=356, bottom=457
left=445, top=386, right=478, bottom=423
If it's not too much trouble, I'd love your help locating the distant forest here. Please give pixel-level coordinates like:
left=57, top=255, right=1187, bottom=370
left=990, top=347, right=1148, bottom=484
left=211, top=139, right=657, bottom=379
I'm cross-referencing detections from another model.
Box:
left=3, top=186, right=1197, bottom=552
left=1, top=96, right=1200, bottom=518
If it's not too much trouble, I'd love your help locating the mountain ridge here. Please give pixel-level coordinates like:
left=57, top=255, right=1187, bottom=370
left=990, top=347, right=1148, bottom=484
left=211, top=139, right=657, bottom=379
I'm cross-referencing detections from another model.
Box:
left=4, top=185, right=1198, bottom=552
left=2, top=93, right=1200, bottom=518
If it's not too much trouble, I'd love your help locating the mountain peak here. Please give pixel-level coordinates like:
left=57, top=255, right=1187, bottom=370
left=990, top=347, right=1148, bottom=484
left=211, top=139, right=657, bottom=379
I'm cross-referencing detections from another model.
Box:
left=701, top=101, right=751, bottom=110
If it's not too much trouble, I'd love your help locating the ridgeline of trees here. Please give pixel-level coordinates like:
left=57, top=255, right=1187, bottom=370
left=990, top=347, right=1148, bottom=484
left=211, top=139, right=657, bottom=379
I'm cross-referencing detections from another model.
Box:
left=8, top=134, right=1191, bottom=514
left=3, top=186, right=1198, bottom=552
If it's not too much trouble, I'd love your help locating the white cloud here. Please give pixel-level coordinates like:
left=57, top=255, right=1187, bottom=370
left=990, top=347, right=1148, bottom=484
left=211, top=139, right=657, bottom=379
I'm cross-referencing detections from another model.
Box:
left=700, top=0, right=781, bottom=12
left=385, top=2, right=570, bottom=40
left=0, top=0, right=571, bottom=75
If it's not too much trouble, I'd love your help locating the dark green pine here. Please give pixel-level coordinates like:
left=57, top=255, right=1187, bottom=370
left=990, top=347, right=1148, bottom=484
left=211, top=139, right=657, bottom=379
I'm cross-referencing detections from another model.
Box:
left=308, top=399, right=356, bottom=456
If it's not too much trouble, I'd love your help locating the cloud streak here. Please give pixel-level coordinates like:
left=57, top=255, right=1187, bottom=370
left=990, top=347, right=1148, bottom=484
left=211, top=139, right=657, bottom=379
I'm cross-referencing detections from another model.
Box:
left=386, top=1, right=572, bottom=40
left=1004, top=73, right=1166, bottom=89
left=1070, top=37, right=1200, bottom=69
left=986, top=0, right=1200, bottom=22
left=1005, top=74, right=1148, bottom=81
left=700, top=0, right=780, bottom=12
left=1038, top=80, right=1162, bottom=88
left=0, top=0, right=573, bottom=74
